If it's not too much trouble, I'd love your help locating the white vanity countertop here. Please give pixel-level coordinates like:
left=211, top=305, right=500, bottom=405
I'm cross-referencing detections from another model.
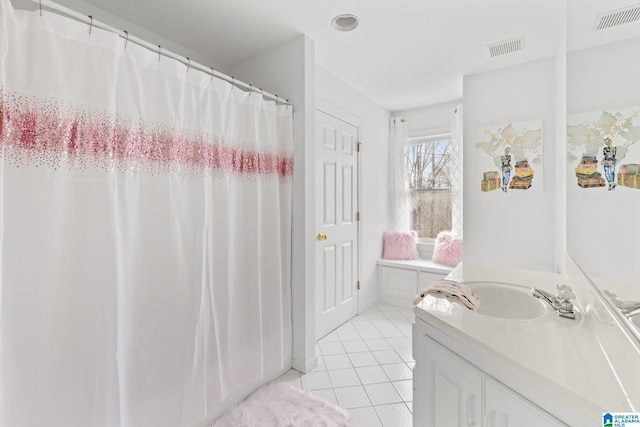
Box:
left=414, top=262, right=640, bottom=424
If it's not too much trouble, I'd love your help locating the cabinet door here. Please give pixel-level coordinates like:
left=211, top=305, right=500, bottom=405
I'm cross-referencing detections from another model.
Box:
left=380, top=266, right=418, bottom=299
left=415, top=334, right=483, bottom=427
left=485, top=377, right=567, bottom=427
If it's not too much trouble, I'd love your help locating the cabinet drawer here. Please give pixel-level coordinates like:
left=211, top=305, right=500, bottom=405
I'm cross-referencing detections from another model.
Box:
left=380, top=266, right=418, bottom=298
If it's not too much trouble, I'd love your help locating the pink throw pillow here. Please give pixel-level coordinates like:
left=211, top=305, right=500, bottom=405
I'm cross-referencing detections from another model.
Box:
left=382, top=231, right=418, bottom=260
left=432, top=231, right=462, bottom=267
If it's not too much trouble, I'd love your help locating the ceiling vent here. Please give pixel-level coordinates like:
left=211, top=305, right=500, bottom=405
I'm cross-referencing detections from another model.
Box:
left=486, top=36, right=524, bottom=57
left=593, top=4, right=640, bottom=30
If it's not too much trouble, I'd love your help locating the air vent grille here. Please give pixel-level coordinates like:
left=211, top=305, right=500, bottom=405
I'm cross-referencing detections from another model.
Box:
left=486, top=36, right=524, bottom=57
left=594, top=4, right=640, bottom=30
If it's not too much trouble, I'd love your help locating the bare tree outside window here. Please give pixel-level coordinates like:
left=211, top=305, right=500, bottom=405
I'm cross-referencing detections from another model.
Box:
left=405, top=137, right=452, bottom=238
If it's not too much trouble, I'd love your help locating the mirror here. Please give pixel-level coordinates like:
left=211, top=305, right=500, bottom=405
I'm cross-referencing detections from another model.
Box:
left=566, top=0, right=640, bottom=336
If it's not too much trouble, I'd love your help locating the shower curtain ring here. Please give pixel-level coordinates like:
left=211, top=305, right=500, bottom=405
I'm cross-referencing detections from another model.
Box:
left=158, top=45, right=161, bottom=60
left=39, top=0, right=42, bottom=16
left=88, top=15, right=93, bottom=34
left=124, top=30, right=129, bottom=49
left=210, top=67, right=214, bottom=81
left=186, top=57, right=190, bottom=72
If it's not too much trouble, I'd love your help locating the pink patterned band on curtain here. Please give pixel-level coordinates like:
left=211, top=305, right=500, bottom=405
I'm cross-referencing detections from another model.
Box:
left=0, top=90, right=294, bottom=179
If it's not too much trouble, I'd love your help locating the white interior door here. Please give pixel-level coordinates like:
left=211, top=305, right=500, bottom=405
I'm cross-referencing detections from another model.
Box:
left=315, top=107, right=359, bottom=340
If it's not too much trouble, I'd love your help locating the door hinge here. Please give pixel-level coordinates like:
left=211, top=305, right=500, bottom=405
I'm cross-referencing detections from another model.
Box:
left=357, top=142, right=362, bottom=152
left=356, top=211, right=360, bottom=221
left=357, top=281, right=361, bottom=290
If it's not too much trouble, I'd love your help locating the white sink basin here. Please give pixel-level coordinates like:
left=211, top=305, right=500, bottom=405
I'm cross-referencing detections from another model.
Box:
left=466, top=281, right=548, bottom=320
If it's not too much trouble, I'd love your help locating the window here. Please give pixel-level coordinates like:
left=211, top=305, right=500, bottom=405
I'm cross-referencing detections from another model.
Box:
left=405, top=135, right=453, bottom=238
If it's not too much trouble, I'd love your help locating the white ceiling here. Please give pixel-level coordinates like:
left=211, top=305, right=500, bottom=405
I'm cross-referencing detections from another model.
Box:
left=24, top=0, right=640, bottom=111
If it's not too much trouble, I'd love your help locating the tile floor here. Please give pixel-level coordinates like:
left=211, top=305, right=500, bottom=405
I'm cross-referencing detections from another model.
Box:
left=277, top=303, right=415, bottom=427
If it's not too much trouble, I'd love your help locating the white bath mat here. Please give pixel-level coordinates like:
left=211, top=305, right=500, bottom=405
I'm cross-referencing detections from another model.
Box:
left=211, top=381, right=351, bottom=427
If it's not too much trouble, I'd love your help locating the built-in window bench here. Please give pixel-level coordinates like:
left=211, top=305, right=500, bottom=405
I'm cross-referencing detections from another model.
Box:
left=377, top=258, right=454, bottom=307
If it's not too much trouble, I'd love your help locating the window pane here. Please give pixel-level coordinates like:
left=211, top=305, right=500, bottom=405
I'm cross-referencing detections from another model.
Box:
left=405, top=138, right=452, bottom=238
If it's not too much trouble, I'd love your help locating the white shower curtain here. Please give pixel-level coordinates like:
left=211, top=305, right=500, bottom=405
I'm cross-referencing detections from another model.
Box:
left=0, top=2, right=293, bottom=427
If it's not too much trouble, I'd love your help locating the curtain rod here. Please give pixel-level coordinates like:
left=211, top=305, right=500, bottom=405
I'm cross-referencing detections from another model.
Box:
left=28, top=0, right=292, bottom=106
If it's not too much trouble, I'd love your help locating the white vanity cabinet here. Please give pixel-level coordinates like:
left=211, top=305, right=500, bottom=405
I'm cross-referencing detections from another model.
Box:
left=485, top=377, right=566, bottom=427
left=414, top=329, right=567, bottom=427
left=413, top=333, right=483, bottom=426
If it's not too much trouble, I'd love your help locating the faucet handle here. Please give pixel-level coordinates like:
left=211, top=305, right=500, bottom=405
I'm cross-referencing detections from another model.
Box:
left=556, top=284, right=575, bottom=301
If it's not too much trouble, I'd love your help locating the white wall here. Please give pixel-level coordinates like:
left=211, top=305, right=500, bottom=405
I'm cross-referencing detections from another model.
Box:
left=463, top=57, right=558, bottom=272
left=566, top=37, right=640, bottom=283
left=315, top=65, right=390, bottom=312
left=230, top=36, right=317, bottom=373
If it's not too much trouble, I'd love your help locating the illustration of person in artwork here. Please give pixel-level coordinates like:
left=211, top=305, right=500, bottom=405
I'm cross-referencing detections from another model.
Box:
left=500, top=146, right=512, bottom=192
left=601, top=137, right=617, bottom=191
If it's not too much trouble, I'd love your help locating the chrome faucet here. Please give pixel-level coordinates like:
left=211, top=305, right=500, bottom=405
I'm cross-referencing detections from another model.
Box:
left=531, top=284, right=576, bottom=319
left=604, top=290, right=640, bottom=320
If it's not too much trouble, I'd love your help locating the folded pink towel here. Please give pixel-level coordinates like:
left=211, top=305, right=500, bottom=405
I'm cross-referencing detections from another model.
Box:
left=413, top=280, right=480, bottom=311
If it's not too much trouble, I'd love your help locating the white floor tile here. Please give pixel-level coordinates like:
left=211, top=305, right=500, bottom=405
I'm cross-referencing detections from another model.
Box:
left=355, top=365, right=388, bottom=385
left=398, top=308, right=415, bottom=317
left=342, top=339, right=369, bottom=353
left=348, top=351, right=378, bottom=368
left=319, top=341, right=346, bottom=355
left=386, top=336, right=412, bottom=349
left=334, top=385, right=372, bottom=409
left=277, top=373, right=302, bottom=389
left=375, top=403, right=413, bottom=427
left=310, top=355, right=327, bottom=372
left=289, top=303, right=418, bottom=424
left=381, top=363, right=413, bottom=381
left=395, top=347, right=414, bottom=362
left=328, top=368, right=361, bottom=388
left=337, top=329, right=361, bottom=341
left=378, top=327, right=404, bottom=338
left=366, top=338, right=392, bottom=351
left=319, top=331, right=340, bottom=343
left=353, top=320, right=376, bottom=331
left=349, top=406, right=383, bottom=427
left=364, top=382, right=403, bottom=405
left=309, top=388, right=338, bottom=405
left=337, top=322, right=357, bottom=332
left=392, top=379, right=413, bottom=402
left=371, top=318, right=396, bottom=329
left=372, top=349, right=404, bottom=365
left=359, top=329, right=383, bottom=340
left=323, top=354, right=353, bottom=370
left=363, top=311, right=387, bottom=320
left=399, top=325, right=413, bottom=337
left=382, top=310, right=406, bottom=319
left=375, top=303, right=398, bottom=312
left=301, top=371, right=332, bottom=390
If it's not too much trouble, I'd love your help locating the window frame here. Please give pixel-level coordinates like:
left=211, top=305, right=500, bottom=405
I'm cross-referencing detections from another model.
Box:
left=404, top=132, right=454, bottom=239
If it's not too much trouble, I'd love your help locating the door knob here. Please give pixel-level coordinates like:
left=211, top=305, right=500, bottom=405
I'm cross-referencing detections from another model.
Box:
left=316, top=233, right=328, bottom=241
